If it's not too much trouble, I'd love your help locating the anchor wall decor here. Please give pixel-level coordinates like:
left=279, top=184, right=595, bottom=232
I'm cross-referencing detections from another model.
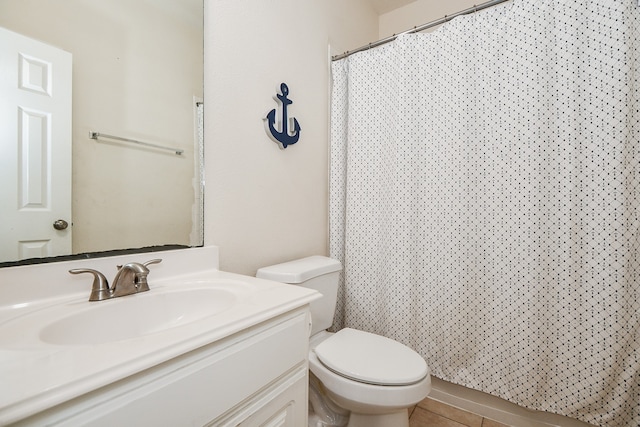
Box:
left=264, top=83, right=301, bottom=149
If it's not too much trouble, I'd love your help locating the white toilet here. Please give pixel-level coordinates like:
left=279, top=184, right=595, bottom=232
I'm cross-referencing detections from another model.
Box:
left=256, top=256, right=431, bottom=427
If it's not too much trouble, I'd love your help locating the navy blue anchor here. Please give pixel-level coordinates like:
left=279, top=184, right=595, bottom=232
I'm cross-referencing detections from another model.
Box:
left=265, top=83, right=301, bottom=149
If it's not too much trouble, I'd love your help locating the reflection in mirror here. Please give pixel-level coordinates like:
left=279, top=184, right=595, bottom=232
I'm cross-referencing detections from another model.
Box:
left=0, top=0, right=204, bottom=265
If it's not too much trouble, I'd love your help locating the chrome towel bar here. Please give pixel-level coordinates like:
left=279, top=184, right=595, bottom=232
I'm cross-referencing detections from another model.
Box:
left=89, top=131, right=184, bottom=156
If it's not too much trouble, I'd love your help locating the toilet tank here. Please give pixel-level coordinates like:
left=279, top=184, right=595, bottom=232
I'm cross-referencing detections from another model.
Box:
left=256, top=256, right=342, bottom=336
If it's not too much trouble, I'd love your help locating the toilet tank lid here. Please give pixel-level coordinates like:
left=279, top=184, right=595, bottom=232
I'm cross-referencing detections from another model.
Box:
left=256, top=256, right=342, bottom=284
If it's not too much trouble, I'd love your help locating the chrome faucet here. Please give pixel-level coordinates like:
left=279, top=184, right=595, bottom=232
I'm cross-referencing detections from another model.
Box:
left=69, top=259, right=162, bottom=301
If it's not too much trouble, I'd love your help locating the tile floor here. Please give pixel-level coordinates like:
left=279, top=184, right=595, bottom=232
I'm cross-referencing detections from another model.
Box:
left=410, top=397, right=510, bottom=427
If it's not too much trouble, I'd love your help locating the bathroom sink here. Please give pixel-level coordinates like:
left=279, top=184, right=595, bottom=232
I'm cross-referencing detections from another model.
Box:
left=41, top=287, right=237, bottom=345
left=1, top=286, right=238, bottom=347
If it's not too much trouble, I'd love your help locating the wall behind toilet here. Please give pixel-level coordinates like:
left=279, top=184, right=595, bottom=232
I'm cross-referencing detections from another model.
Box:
left=204, top=0, right=378, bottom=275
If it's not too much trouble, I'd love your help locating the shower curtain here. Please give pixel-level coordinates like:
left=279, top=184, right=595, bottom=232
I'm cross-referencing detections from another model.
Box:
left=329, top=1, right=639, bottom=426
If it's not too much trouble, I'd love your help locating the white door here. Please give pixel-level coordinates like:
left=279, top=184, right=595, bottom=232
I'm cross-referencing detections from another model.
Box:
left=0, top=26, right=72, bottom=262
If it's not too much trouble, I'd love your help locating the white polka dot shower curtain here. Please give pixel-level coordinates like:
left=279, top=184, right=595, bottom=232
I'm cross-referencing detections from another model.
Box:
left=329, top=1, right=639, bottom=426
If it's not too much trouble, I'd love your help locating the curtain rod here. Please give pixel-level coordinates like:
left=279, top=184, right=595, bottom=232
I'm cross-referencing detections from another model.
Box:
left=332, top=0, right=511, bottom=61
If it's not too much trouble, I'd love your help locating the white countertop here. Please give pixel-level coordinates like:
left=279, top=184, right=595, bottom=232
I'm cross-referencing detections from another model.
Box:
left=0, top=247, right=318, bottom=425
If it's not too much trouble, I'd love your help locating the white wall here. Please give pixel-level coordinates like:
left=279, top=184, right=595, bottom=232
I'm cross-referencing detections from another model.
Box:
left=379, top=0, right=479, bottom=39
left=204, top=0, right=378, bottom=275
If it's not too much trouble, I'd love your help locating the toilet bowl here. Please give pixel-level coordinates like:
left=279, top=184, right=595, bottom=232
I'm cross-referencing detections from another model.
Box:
left=256, top=256, right=431, bottom=427
left=310, top=330, right=431, bottom=427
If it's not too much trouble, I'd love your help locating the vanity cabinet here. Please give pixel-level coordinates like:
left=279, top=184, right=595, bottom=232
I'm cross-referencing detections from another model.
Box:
left=14, top=307, right=311, bottom=427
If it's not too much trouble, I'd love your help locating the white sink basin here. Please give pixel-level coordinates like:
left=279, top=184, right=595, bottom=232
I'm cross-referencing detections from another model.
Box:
left=0, top=285, right=240, bottom=348
left=40, top=287, right=237, bottom=345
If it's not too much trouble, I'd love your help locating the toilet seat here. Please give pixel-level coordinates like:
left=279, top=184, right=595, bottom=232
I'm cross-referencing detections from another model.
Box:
left=313, top=328, right=428, bottom=386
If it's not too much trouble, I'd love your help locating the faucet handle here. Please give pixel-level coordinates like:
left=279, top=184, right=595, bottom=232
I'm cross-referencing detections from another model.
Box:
left=143, top=258, right=162, bottom=267
left=69, top=268, right=111, bottom=301
left=133, top=259, right=162, bottom=292
left=115, top=259, right=161, bottom=270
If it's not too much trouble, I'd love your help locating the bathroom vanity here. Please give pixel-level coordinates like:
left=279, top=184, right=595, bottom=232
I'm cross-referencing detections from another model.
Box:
left=0, top=246, right=318, bottom=426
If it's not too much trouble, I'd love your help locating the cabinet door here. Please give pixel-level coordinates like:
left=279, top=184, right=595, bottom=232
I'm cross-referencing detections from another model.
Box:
left=212, top=366, right=308, bottom=427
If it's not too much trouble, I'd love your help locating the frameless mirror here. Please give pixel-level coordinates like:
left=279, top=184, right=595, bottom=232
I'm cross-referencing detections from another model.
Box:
left=0, top=0, right=204, bottom=266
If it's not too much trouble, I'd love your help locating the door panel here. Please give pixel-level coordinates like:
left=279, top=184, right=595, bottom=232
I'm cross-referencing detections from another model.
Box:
left=0, top=26, right=72, bottom=261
